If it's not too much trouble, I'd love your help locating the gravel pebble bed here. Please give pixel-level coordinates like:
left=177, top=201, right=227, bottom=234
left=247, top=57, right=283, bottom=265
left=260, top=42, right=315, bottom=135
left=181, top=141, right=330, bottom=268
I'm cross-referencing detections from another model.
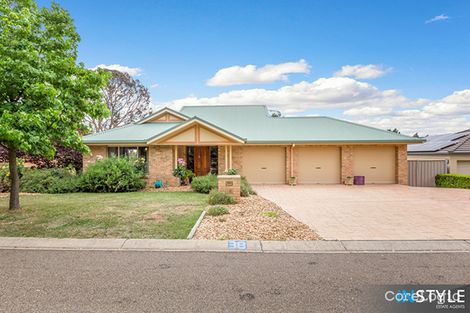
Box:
left=194, top=195, right=321, bottom=240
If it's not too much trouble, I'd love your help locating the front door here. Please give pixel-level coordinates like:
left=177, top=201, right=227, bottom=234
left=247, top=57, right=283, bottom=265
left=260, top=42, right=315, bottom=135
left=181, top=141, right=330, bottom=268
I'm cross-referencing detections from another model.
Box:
left=194, top=146, right=211, bottom=176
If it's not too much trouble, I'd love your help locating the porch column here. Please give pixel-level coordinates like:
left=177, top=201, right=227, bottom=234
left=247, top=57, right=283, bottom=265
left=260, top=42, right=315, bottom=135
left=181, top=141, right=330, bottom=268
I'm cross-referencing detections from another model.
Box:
left=229, top=145, right=233, bottom=169
left=173, top=146, right=177, bottom=169
left=224, top=146, right=228, bottom=172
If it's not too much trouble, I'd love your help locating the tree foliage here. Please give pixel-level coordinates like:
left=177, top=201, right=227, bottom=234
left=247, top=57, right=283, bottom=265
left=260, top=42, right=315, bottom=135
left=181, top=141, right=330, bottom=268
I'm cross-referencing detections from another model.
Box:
left=0, top=0, right=109, bottom=209
left=85, top=69, right=151, bottom=133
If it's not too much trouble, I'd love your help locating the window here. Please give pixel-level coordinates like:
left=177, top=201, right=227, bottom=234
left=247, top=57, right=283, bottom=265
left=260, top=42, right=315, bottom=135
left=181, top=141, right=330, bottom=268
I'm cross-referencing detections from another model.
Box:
left=108, top=147, right=118, bottom=158
left=107, top=146, right=148, bottom=162
left=210, top=146, right=218, bottom=174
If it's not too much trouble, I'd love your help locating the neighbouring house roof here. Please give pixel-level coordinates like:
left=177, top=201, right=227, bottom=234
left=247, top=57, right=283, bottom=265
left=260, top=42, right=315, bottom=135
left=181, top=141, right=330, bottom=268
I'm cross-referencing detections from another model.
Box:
left=83, top=105, right=422, bottom=144
left=408, top=129, right=470, bottom=154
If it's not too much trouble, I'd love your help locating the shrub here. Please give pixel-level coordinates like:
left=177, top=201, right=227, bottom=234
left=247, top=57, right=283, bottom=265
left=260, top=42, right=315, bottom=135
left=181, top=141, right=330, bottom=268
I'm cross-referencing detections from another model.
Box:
left=191, top=174, right=217, bottom=194
left=0, top=160, right=25, bottom=192
left=240, top=176, right=256, bottom=197
left=206, top=206, right=229, bottom=216
left=79, top=157, right=146, bottom=192
left=435, top=174, right=470, bottom=189
left=224, top=168, right=239, bottom=175
left=208, top=190, right=235, bottom=205
left=20, top=168, right=79, bottom=194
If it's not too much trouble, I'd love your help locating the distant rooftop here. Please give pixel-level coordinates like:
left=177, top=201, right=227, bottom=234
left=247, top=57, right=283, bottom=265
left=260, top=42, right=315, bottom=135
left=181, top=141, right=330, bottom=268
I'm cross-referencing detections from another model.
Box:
left=408, top=129, right=470, bottom=153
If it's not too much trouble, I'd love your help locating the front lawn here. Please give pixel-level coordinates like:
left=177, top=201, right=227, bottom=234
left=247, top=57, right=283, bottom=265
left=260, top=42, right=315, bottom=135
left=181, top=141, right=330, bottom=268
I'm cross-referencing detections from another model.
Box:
left=0, top=192, right=208, bottom=239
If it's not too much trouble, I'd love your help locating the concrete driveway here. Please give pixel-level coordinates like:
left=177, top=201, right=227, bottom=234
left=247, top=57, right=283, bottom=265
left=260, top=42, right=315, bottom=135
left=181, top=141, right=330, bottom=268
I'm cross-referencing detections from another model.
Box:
left=255, top=185, right=470, bottom=240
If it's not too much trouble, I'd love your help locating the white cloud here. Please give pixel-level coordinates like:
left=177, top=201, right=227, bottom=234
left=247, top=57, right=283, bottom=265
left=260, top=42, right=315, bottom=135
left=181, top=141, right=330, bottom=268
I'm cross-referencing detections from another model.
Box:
left=91, top=64, right=142, bottom=76
left=207, top=59, right=310, bottom=86
left=425, top=14, right=450, bottom=24
left=150, top=83, right=159, bottom=88
left=164, top=77, right=414, bottom=114
left=160, top=76, right=470, bottom=135
left=335, top=64, right=391, bottom=79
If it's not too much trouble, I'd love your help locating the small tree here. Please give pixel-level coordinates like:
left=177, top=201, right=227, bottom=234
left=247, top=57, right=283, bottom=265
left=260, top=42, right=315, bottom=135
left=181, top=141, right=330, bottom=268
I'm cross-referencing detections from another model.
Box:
left=0, top=0, right=109, bottom=210
left=85, top=69, right=152, bottom=133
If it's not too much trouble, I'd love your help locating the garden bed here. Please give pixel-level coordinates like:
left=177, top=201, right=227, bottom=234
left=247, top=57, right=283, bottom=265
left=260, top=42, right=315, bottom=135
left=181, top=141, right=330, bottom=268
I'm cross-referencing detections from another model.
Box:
left=193, top=195, right=321, bottom=240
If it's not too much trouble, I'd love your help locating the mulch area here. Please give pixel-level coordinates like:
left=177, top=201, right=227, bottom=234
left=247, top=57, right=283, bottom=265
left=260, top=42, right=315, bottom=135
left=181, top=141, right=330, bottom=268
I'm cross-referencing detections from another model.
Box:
left=194, top=195, right=321, bottom=240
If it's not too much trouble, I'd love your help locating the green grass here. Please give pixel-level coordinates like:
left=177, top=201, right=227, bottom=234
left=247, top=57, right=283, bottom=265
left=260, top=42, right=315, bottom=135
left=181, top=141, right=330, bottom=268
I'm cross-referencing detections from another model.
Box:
left=0, top=192, right=208, bottom=239
left=262, top=211, right=279, bottom=218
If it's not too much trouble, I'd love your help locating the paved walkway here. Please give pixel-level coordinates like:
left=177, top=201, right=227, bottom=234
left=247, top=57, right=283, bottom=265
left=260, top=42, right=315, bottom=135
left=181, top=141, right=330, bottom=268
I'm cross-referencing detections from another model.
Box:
left=0, top=237, right=470, bottom=253
left=255, top=185, right=470, bottom=240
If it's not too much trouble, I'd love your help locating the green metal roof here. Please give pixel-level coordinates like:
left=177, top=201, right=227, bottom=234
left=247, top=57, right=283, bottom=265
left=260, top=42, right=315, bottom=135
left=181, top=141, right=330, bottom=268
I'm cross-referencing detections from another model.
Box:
left=83, top=105, right=422, bottom=144
left=83, top=122, right=179, bottom=144
left=180, top=105, right=422, bottom=143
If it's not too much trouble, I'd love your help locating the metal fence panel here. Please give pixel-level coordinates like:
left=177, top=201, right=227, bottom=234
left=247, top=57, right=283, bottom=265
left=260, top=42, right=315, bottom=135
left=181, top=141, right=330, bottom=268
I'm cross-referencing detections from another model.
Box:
left=408, top=160, right=448, bottom=187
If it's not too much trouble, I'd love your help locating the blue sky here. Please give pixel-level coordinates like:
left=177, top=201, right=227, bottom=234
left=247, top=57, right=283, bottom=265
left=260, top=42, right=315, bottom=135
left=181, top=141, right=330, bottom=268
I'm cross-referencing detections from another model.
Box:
left=38, top=0, right=470, bottom=134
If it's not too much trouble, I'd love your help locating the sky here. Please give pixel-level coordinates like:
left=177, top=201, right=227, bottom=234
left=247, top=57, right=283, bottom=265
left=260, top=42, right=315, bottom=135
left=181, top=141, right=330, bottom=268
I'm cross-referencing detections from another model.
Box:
left=38, top=0, right=470, bottom=135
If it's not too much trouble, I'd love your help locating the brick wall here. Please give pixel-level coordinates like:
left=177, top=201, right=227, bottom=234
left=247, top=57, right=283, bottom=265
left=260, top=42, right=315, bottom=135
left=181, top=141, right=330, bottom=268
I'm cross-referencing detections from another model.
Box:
left=217, top=146, right=243, bottom=174
left=396, top=144, right=408, bottom=185
left=217, top=146, right=226, bottom=174
left=232, top=146, right=243, bottom=173
left=82, top=145, right=107, bottom=171
left=148, top=145, right=179, bottom=187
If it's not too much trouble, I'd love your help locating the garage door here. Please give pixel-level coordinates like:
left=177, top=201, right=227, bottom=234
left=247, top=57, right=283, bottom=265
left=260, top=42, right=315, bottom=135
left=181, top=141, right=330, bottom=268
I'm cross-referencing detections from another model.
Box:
left=242, top=146, right=285, bottom=184
left=353, top=146, right=396, bottom=184
left=457, top=161, right=470, bottom=175
left=297, top=146, right=340, bottom=184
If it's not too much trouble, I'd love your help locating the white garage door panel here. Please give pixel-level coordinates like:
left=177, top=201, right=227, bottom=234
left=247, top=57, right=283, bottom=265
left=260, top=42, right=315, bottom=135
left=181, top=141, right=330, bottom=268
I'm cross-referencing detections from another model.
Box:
left=242, top=146, right=286, bottom=184
left=457, top=161, right=470, bottom=175
left=353, top=146, right=396, bottom=184
left=298, top=147, right=341, bottom=184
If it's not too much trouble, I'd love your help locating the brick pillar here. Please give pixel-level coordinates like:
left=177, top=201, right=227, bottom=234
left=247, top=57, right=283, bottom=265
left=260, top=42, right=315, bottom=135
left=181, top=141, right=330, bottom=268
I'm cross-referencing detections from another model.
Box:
left=285, top=145, right=298, bottom=184
left=83, top=145, right=107, bottom=171
left=341, top=145, right=353, bottom=184
left=148, top=145, right=179, bottom=187
left=217, top=175, right=240, bottom=202
left=396, top=144, right=408, bottom=185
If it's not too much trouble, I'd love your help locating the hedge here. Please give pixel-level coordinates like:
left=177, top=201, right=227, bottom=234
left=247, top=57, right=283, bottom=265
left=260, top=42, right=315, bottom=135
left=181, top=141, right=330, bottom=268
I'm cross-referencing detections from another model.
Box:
left=435, top=174, right=470, bottom=189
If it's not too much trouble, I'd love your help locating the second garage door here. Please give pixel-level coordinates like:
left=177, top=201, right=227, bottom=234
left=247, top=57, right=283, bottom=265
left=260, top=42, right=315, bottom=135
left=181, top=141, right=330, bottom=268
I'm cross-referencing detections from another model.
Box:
left=242, top=146, right=286, bottom=184
left=297, top=146, right=341, bottom=184
left=353, top=146, right=396, bottom=184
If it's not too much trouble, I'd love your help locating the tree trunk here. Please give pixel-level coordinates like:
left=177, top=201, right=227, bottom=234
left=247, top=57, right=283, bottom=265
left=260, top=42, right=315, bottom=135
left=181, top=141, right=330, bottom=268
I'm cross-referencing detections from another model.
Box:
left=8, top=145, right=20, bottom=210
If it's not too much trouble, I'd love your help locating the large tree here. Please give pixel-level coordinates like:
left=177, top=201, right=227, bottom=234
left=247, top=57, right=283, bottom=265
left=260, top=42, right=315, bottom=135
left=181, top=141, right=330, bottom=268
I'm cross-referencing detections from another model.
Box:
left=0, top=0, right=109, bottom=210
left=85, top=69, right=151, bottom=133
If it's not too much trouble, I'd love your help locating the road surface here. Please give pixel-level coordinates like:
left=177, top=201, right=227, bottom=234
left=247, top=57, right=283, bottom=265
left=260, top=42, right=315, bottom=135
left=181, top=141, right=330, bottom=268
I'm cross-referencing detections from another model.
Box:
left=0, top=250, right=469, bottom=312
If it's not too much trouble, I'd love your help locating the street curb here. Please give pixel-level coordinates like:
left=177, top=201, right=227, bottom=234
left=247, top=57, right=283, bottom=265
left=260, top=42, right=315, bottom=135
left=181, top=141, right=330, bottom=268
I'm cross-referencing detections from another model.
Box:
left=0, top=237, right=469, bottom=253
left=186, top=210, right=206, bottom=240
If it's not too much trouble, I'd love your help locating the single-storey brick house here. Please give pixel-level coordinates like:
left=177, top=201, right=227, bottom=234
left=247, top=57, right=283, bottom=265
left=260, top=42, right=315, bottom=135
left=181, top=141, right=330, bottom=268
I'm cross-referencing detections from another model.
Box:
left=83, top=105, right=421, bottom=186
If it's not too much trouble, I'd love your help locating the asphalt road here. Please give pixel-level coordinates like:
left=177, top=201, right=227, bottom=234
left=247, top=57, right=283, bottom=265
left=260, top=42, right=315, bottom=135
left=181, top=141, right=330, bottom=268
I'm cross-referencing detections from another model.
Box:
left=0, top=250, right=469, bottom=313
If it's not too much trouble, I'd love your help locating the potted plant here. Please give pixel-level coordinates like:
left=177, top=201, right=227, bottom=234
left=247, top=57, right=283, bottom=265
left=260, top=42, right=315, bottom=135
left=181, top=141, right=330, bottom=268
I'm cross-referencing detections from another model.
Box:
left=173, top=158, right=188, bottom=186
left=344, top=176, right=354, bottom=186
left=184, top=169, right=195, bottom=185
left=289, top=176, right=297, bottom=186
